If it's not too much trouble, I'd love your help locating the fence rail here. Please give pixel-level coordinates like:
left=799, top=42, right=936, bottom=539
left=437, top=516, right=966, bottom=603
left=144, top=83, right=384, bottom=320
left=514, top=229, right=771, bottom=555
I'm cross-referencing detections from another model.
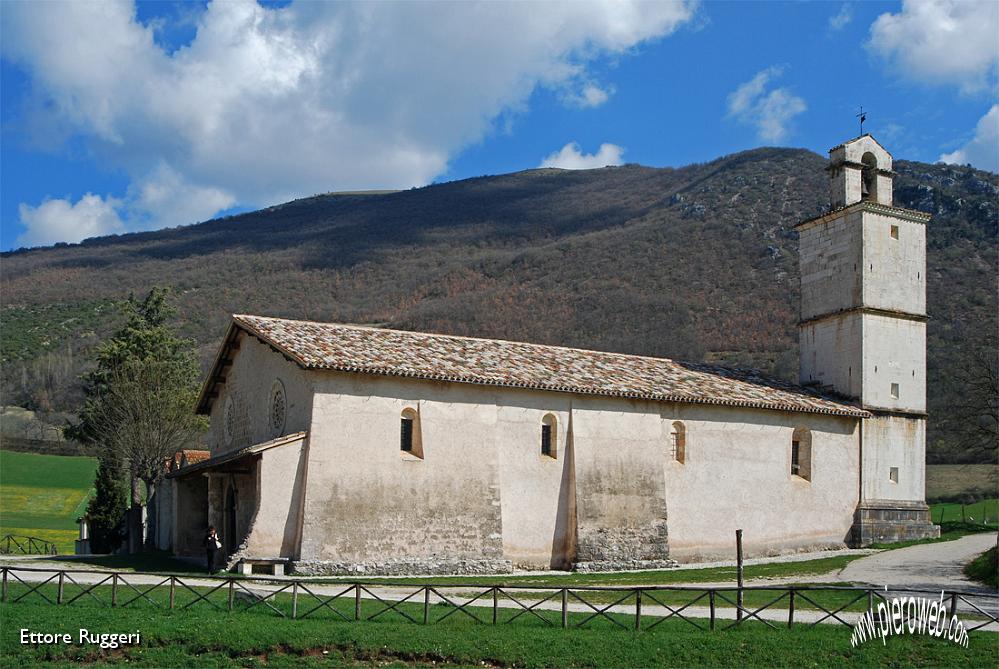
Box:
left=0, top=535, right=58, bottom=556
left=1, top=565, right=996, bottom=633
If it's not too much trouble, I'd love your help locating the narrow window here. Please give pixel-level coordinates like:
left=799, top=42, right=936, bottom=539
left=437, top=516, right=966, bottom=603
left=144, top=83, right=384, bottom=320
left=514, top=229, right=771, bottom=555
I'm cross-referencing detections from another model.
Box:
left=889, top=467, right=899, bottom=484
left=670, top=421, right=686, bottom=464
left=400, top=417, right=414, bottom=452
left=791, top=427, right=812, bottom=481
left=400, top=407, right=423, bottom=459
left=890, top=383, right=899, bottom=399
left=890, top=224, right=899, bottom=240
left=541, top=414, right=557, bottom=459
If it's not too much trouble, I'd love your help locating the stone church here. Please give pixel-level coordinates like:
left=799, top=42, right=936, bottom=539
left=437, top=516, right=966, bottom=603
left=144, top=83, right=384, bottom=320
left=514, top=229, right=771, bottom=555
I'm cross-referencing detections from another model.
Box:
left=165, top=134, right=939, bottom=574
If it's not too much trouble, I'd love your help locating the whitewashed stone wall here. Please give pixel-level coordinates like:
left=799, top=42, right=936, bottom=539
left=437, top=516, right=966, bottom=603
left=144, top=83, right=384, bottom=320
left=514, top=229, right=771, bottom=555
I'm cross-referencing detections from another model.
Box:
left=206, top=333, right=314, bottom=456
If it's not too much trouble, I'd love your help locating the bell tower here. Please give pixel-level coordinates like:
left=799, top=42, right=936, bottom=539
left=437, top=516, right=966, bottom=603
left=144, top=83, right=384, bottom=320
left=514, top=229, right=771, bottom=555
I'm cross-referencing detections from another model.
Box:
left=796, top=134, right=938, bottom=545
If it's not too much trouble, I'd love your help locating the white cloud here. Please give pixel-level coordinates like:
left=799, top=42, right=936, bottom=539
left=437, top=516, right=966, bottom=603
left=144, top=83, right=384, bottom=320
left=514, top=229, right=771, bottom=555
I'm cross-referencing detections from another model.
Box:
left=829, top=4, right=852, bottom=31
left=939, top=105, right=999, bottom=172
left=726, top=67, right=806, bottom=143
left=17, top=194, right=125, bottom=248
left=562, top=82, right=614, bottom=108
left=540, top=142, right=625, bottom=169
left=2, top=0, right=696, bottom=244
left=869, top=0, right=999, bottom=93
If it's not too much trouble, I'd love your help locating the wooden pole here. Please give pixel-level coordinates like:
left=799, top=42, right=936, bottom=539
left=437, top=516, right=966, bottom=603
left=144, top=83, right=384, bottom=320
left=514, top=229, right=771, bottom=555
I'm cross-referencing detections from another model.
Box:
left=291, top=582, right=298, bottom=619
left=492, top=587, right=498, bottom=625
left=561, top=589, right=568, bottom=628
left=736, top=529, right=744, bottom=622
left=709, top=590, right=716, bottom=630
left=169, top=577, right=175, bottom=609
left=227, top=579, right=234, bottom=611
left=787, top=588, right=795, bottom=628
left=423, top=587, right=430, bottom=625
left=354, top=584, right=361, bottom=621
left=1, top=568, right=7, bottom=603
left=57, top=572, right=64, bottom=605
left=635, top=589, right=642, bottom=631
left=111, top=573, right=118, bottom=607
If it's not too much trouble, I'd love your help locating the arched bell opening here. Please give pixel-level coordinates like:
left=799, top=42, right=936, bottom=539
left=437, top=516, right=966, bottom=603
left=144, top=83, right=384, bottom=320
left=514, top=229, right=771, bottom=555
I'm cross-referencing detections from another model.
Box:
left=861, top=152, right=879, bottom=202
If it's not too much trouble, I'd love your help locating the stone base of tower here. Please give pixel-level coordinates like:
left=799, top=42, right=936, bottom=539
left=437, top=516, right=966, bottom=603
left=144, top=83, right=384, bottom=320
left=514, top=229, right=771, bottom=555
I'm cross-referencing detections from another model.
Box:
left=850, top=500, right=939, bottom=547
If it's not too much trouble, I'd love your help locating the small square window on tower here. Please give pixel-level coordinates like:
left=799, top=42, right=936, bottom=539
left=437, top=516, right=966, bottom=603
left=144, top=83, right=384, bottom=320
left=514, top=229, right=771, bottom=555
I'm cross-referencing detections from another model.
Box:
left=890, top=383, right=900, bottom=399
left=889, top=467, right=899, bottom=484
left=890, top=224, right=899, bottom=239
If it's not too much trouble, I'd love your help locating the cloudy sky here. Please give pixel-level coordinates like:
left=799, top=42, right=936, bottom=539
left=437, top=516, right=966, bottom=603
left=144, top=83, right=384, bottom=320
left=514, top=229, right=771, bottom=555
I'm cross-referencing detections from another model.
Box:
left=2, top=0, right=997, bottom=250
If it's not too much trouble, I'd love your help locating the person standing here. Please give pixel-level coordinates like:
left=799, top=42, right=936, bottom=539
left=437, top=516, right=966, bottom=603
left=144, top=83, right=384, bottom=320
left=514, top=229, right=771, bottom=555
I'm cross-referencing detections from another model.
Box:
left=204, top=526, right=222, bottom=574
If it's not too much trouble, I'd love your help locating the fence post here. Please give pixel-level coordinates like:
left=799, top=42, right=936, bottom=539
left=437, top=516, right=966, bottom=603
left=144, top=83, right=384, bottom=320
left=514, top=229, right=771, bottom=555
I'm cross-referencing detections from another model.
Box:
left=423, top=587, right=430, bottom=625
left=787, top=588, right=795, bottom=628
left=2, top=568, right=7, bottom=603
left=635, top=589, right=642, bottom=631
left=111, top=573, right=118, bottom=607
left=227, top=579, right=234, bottom=611
left=354, top=584, right=361, bottom=621
left=949, top=593, right=958, bottom=618
left=709, top=590, right=716, bottom=631
left=57, top=571, right=64, bottom=605
left=492, top=587, right=498, bottom=625
left=291, top=582, right=298, bottom=620
left=169, top=577, right=175, bottom=610
left=736, top=529, right=744, bottom=622
left=561, top=589, right=568, bottom=629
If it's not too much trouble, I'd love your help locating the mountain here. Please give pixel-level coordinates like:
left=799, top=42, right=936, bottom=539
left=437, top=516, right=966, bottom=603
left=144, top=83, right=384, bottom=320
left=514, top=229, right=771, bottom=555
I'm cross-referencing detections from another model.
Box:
left=3, top=147, right=996, bottom=462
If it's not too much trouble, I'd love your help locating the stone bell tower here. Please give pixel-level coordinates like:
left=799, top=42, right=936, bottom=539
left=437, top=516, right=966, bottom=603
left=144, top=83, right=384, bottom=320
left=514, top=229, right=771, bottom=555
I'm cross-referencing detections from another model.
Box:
left=795, top=134, right=938, bottom=545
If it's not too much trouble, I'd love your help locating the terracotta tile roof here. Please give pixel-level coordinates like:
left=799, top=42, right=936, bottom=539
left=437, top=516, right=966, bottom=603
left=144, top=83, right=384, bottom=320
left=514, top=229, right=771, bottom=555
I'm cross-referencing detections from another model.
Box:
left=199, top=315, right=868, bottom=419
left=164, top=449, right=210, bottom=472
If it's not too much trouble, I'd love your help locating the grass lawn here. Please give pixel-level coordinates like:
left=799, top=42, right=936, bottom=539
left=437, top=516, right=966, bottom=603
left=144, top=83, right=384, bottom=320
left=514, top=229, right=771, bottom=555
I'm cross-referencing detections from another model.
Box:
left=0, top=450, right=97, bottom=553
left=964, top=547, right=998, bottom=589
left=2, top=582, right=995, bottom=668
left=930, top=499, right=999, bottom=526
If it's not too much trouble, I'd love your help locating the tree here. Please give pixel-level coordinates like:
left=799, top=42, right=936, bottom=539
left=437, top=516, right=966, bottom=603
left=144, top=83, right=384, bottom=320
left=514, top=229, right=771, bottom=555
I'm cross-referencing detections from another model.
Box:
left=87, top=359, right=206, bottom=512
left=85, top=455, right=128, bottom=554
left=950, top=333, right=999, bottom=459
left=68, top=288, right=206, bottom=549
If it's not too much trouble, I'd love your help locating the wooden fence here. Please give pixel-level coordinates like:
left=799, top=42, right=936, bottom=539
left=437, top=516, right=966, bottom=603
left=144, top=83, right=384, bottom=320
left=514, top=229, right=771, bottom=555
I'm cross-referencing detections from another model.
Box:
left=0, top=535, right=58, bottom=556
left=1, top=566, right=996, bottom=633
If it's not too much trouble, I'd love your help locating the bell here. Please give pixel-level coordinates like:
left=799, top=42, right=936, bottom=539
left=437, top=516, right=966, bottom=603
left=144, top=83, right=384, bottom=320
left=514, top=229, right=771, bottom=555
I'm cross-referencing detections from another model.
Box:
left=860, top=178, right=869, bottom=197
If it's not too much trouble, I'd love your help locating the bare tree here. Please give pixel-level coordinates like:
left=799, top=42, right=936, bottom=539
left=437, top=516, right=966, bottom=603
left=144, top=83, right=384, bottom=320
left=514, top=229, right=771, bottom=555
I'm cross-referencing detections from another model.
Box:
left=87, top=359, right=207, bottom=515
left=949, top=332, right=999, bottom=459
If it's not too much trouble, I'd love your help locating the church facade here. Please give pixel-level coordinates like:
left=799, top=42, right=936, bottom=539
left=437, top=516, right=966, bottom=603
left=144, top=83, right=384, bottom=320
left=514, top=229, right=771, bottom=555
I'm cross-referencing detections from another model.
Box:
left=166, top=135, right=939, bottom=574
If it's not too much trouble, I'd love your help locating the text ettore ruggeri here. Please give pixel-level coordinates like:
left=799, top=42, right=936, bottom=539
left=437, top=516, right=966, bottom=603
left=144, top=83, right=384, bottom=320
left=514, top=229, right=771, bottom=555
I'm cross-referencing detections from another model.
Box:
left=20, top=629, right=141, bottom=650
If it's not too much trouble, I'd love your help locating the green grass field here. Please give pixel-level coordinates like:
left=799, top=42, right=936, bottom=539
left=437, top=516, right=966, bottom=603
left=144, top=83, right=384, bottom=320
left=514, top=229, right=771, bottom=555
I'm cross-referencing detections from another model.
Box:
left=0, top=450, right=97, bottom=553
left=931, top=499, right=999, bottom=525
left=2, top=582, right=995, bottom=668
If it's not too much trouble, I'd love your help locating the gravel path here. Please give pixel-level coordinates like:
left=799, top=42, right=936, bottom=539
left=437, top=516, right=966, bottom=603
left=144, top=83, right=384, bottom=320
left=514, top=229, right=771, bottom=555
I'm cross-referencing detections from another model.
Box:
left=837, top=532, right=997, bottom=593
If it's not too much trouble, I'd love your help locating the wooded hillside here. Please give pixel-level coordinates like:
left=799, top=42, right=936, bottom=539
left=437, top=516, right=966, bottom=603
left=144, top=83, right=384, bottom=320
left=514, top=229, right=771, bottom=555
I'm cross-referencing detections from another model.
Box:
left=3, top=147, right=996, bottom=462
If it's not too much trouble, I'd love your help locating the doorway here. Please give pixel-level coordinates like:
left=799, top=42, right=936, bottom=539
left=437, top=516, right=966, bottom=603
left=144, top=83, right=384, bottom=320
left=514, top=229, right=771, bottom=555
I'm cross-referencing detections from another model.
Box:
left=224, top=483, right=237, bottom=556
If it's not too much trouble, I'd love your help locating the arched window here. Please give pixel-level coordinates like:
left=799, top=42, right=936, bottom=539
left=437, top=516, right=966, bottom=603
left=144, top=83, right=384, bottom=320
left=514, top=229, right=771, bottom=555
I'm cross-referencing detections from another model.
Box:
left=541, top=414, right=557, bottom=458
left=670, top=421, right=686, bottom=464
left=400, top=407, right=423, bottom=459
left=791, top=427, right=812, bottom=481
left=861, top=152, right=878, bottom=202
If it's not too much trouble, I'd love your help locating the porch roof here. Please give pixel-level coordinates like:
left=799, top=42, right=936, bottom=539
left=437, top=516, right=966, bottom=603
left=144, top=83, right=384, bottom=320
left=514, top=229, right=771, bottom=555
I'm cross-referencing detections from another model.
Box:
left=166, top=431, right=307, bottom=479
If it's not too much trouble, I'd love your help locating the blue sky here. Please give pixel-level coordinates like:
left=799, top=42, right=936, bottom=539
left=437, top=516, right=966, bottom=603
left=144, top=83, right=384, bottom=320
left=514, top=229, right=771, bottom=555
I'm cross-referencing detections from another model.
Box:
left=2, top=0, right=997, bottom=251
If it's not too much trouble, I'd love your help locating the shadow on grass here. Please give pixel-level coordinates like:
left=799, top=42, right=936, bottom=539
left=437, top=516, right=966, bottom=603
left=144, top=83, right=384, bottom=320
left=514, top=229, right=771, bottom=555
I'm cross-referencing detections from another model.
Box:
left=50, top=550, right=206, bottom=574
